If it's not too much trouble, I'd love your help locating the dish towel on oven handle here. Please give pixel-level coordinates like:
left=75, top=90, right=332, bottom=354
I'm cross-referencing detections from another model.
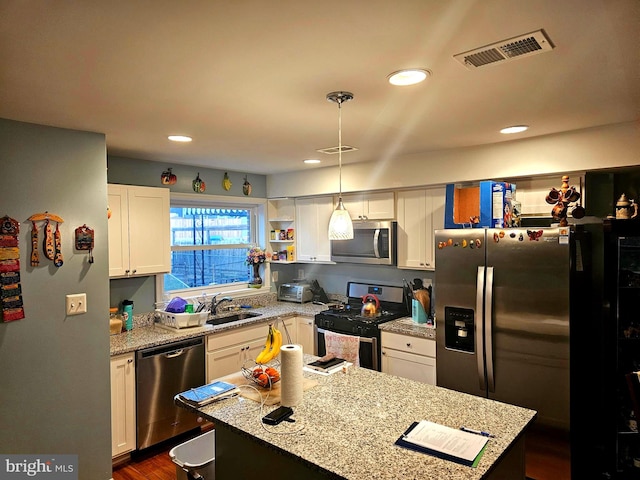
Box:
left=324, top=330, right=360, bottom=367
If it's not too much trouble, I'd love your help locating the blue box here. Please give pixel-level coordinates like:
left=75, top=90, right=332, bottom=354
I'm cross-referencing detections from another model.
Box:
left=444, top=181, right=516, bottom=229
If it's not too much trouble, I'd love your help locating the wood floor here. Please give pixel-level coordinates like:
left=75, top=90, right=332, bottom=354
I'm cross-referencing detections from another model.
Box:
left=112, top=424, right=570, bottom=480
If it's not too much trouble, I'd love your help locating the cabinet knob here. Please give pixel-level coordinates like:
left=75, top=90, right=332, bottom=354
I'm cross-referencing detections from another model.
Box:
left=131, top=269, right=137, bottom=275
left=406, top=343, right=412, bottom=348
left=125, top=269, right=130, bottom=274
left=127, top=358, right=133, bottom=363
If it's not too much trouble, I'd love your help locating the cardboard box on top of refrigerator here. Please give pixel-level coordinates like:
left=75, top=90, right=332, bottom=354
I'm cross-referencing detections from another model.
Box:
left=444, top=181, right=516, bottom=228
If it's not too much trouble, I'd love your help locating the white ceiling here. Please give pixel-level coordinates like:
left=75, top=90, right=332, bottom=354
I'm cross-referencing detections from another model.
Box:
left=1, top=0, right=638, bottom=175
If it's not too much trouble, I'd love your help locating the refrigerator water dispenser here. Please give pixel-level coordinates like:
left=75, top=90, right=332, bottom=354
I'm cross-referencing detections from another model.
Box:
left=444, top=306, right=474, bottom=353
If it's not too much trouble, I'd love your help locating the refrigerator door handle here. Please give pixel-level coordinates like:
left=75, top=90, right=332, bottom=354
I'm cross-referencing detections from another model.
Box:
left=476, top=266, right=486, bottom=390
left=485, top=266, right=495, bottom=392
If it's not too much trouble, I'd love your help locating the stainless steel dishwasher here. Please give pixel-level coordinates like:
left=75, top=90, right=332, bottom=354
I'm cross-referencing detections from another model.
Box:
left=136, top=337, right=205, bottom=450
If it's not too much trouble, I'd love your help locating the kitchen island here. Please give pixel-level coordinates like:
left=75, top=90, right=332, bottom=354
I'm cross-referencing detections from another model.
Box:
left=176, top=357, right=536, bottom=480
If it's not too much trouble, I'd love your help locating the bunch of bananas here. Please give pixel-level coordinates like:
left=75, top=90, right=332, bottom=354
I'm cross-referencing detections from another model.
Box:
left=255, top=324, right=282, bottom=365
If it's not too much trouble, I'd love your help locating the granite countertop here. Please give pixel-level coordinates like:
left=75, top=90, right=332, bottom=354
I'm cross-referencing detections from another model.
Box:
left=379, top=316, right=436, bottom=340
left=178, top=355, right=536, bottom=480
left=110, top=300, right=327, bottom=356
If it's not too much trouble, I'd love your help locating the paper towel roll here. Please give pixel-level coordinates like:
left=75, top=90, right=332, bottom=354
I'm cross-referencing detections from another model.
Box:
left=280, top=344, right=303, bottom=407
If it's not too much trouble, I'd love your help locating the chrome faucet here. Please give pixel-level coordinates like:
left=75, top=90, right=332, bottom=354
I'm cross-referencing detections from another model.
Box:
left=210, top=295, right=233, bottom=315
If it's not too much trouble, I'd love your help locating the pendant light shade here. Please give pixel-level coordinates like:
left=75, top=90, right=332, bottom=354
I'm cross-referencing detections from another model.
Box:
left=328, top=197, right=354, bottom=240
left=327, top=91, right=354, bottom=240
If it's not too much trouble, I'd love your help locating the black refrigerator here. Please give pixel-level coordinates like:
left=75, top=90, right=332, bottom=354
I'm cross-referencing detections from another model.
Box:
left=600, top=218, right=640, bottom=479
left=434, top=226, right=593, bottom=477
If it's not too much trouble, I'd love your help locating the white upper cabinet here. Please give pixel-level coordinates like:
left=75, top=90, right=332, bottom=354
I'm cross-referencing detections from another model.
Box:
left=340, top=192, right=395, bottom=220
left=108, top=184, right=171, bottom=277
left=295, top=196, right=333, bottom=262
left=396, top=187, right=445, bottom=270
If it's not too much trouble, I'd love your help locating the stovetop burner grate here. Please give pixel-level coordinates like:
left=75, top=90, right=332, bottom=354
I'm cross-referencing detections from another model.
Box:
left=317, top=308, right=406, bottom=325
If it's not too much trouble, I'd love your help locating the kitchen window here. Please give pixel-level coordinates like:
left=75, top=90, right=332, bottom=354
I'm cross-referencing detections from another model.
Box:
left=156, top=193, right=266, bottom=300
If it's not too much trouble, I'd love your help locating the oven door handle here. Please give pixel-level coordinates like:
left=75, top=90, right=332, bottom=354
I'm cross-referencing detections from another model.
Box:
left=315, top=328, right=378, bottom=370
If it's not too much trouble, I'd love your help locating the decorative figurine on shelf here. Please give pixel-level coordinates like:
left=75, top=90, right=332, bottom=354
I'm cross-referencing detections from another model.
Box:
left=246, top=246, right=266, bottom=288
left=545, top=175, right=583, bottom=226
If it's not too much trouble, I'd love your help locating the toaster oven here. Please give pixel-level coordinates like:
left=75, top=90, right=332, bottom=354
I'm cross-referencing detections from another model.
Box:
left=278, top=283, right=313, bottom=303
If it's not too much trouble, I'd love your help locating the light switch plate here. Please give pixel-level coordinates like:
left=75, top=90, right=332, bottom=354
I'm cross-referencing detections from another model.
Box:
left=66, top=293, right=87, bottom=315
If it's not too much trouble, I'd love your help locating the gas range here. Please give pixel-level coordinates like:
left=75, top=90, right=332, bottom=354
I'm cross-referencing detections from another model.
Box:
left=316, top=281, right=408, bottom=327
left=314, top=282, right=408, bottom=370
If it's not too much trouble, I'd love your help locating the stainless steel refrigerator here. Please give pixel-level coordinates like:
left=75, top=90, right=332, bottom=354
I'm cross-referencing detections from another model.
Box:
left=434, top=226, right=589, bottom=431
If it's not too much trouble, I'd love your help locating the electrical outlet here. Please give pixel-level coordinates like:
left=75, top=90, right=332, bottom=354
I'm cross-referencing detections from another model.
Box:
left=298, top=269, right=305, bottom=279
left=422, top=278, right=433, bottom=288
left=272, top=270, right=279, bottom=282
left=66, top=293, right=87, bottom=315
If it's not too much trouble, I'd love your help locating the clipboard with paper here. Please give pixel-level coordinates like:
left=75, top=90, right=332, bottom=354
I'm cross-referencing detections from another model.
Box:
left=395, top=420, right=488, bottom=467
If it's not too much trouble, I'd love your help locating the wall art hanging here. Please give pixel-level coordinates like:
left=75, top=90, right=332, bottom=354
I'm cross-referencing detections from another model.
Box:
left=243, top=175, right=252, bottom=196
left=222, top=172, right=232, bottom=191
left=0, top=216, right=25, bottom=322
left=28, top=212, right=64, bottom=268
left=74, top=224, right=95, bottom=263
left=192, top=173, right=206, bottom=193
left=161, top=167, right=177, bottom=185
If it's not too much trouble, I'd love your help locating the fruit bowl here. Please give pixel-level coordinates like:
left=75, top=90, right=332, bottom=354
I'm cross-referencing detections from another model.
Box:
left=241, top=359, right=281, bottom=388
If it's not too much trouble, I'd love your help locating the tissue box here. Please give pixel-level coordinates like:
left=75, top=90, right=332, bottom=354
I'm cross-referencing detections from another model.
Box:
left=444, top=181, right=516, bottom=228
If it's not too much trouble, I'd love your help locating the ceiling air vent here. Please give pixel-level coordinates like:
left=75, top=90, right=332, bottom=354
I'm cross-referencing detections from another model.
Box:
left=317, top=145, right=358, bottom=155
left=454, top=29, right=554, bottom=69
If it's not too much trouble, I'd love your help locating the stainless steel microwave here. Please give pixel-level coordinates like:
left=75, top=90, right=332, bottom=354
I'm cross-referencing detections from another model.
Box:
left=330, top=220, right=397, bottom=265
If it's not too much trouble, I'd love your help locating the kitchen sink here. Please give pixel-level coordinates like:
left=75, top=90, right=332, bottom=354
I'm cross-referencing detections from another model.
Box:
left=206, top=311, right=263, bottom=326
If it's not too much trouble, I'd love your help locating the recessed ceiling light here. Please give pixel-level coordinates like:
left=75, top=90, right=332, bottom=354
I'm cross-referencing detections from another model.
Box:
left=303, top=159, right=321, bottom=164
left=168, top=135, right=192, bottom=142
left=387, top=69, right=430, bottom=86
left=500, top=125, right=529, bottom=134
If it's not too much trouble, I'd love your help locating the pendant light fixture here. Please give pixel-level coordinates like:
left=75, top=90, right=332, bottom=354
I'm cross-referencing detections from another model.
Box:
left=326, top=91, right=354, bottom=240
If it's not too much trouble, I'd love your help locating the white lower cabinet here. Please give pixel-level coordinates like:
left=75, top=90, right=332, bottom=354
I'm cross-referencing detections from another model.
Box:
left=381, top=331, right=436, bottom=385
left=110, top=353, right=136, bottom=458
left=206, top=318, right=295, bottom=382
left=295, top=316, right=316, bottom=356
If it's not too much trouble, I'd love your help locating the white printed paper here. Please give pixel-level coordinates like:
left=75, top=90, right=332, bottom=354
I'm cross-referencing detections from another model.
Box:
left=403, top=421, right=488, bottom=463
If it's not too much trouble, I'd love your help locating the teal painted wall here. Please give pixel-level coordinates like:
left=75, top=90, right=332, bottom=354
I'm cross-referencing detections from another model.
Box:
left=107, top=155, right=267, bottom=197
left=0, top=119, right=112, bottom=479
